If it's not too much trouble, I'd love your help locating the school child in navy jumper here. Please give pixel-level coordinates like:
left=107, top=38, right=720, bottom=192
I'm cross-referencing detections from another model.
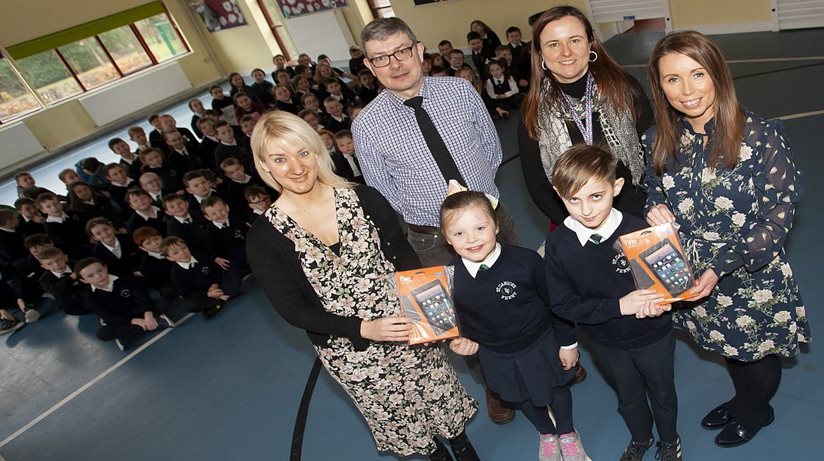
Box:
left=75, top=257, right=172, bottom=351
left=162, top=237, right=239, bottom=320
left=484, top=59, right=521, bottom=118
left=243, top=185, right=273, bottom=225
left=132, top=227, right=176, bottom=297
left=14, top=198, right=46, bottom=238
left=87, top=218, right=141, bottom=277
left=201, top=196, right=247, bottom=272
left=544, top=145, right=680, bottom=461
left=104, top=163, right=133, bottom=211
left=37, top=245, right=89, bottom=315
left=67, top=181, right=121, bottom=228
left=440, top=191, right=587, bottom=461
left=0, top=209, right=28, bottom=269
left=162, top=194, right=208, bottom=257
left=108, top=137, right=143, bottom=179
left=37, top=193, right=89, bottom=259
left=123, top=189, right=166, bottom=236
left=139, top=148, right=184, bottom=193
left=182, top=170, right=223, bottom=223
left=220, top=157, right=262, bottom=214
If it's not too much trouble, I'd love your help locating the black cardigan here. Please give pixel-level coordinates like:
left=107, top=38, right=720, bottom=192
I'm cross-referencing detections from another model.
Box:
left=518, top=74, right=653, bottom=225
left=246, top=185, right=421, bottom=350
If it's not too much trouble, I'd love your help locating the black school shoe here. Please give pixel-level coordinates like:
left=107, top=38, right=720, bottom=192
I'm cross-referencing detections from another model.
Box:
left=715, top=406, right=774, bottom=448
left=702, top=402, right=734, bottom=429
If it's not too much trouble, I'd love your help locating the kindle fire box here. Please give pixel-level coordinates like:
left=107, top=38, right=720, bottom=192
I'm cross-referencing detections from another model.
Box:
left=617, top=223, right=696, bottom=303
left=395, top=266, right=460, bottom=345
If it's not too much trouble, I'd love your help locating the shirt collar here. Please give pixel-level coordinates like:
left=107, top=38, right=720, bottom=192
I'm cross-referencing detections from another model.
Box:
left=232, top=175, right=252, bottom=184
left=252, top=208, right=264, bottom=215
left=461, top=243, right=501, bottom=278
left=136, top=206, right=160, bottom=220
left=0, top=227, right=13, bottom=233
left=102, top=238, right=121, bottom=253
left=176, top=256, right=199, bottom=269
left=46, top=213, right=69, bottom=223
left=148, top=250, right=165, bottom=260
left=51, top=268, right=73, bottom=278
left=174, top=214, right=193, bottom=223
left=564, top=208, right=623, bottom=246
left=91, top=274, right=118, bottom=292
left=212, top=219, right=230, bottom=229
left=111, top=178, right=133, bottom=187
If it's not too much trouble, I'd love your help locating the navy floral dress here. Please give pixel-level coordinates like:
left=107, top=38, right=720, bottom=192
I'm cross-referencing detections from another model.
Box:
left=267, top=187, right=477, bottom=456
left=642, top=113, right=809, bottom=362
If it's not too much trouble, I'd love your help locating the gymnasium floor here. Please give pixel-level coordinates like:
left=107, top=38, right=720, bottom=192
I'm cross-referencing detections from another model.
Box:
left=1, top=28, right=822, bottom=461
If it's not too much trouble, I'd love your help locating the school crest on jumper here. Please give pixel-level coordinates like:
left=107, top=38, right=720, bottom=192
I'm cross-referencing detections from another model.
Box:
left=613, top=253, right=631, bottom=274
left=120, top=289, right=132, bottom=298
left=496, top=281, right=517, bottom=300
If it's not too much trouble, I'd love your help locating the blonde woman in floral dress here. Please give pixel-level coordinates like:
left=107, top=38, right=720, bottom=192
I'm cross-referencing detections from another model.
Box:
left=643, top=31, right=809, bottom=449
left=246, top=111, right=478, bottom=461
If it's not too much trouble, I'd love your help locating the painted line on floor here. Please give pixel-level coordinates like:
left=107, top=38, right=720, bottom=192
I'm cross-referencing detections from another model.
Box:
left=775, top=109, right=824, bottom=121
left=624, top=56, right=824, bottom=68
left=0, top=312, right=195, bottom=449
left=290, top=357, right=323, bottom=461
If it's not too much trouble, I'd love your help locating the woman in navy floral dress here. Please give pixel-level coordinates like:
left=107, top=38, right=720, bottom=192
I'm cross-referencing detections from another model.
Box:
left=643, top=31, right=809, bottom=449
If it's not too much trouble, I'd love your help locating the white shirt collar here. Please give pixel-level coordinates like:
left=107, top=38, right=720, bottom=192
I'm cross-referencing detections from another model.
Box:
left=252, top=208, right=264, bottom=215
left=0, top=227, right=13, bottom=233
left=461, top=243, right=502, bottom=278
left=102, top=238, right=121, bottom=253
left=148, top=250, right=165, bottom=260
left=91, top=274, right=119, bottom=292
left=46, top=213, right=69, bottom=223
left=176, top=257, right=199, bottom=269
left=50, top=268, right=73, bottom=278
left=111, top=178, right=133, bottom=187
left=231, top=175, right=252, bottom=184
left=136, top=206, right=161, bottom=220
left=174, top=214, right=194, bottom=223
left=564, top=208, right=623, bottom=246
left=212, top=218, right=230, bottom=229
left=148, top=191, right=161, bottom=201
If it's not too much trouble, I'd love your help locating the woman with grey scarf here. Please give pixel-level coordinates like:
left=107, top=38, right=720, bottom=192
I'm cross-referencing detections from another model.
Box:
left=518, top=6, right=653, bottom=225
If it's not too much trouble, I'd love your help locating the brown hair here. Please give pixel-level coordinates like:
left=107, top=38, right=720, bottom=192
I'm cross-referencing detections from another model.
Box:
left=552, top=144, right=617, bottom=198
left=37, top=245, right=65, bottom=261
left=647, top=30, right=743, bottom=174
left=85, top=217, right=114, bottom=238
left=133, top=226, right=161, bottom=246
left=439, top=191, right=498, bottom=239
left=160, top=236, right=187, bottom=255
left=74, top=257, right=105, bottom=277
left=522, top=6, right=639, bottom=139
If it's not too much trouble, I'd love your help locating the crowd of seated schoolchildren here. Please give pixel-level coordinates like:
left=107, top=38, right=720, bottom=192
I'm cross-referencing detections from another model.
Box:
left=0, top=23, right=532, bottom=347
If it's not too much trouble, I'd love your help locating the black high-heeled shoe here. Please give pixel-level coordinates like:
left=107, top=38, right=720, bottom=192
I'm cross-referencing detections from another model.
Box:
left=715, top=406, right=774, bottom=448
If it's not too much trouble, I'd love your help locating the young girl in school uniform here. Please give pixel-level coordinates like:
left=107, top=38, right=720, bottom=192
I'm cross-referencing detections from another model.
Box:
left=484, top=59, right=521, bottom=118
left=441, top=191, right=588, bottom=461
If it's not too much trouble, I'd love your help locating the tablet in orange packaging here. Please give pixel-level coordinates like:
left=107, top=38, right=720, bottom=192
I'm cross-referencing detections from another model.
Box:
left=395, top=266, right=460, bottom=345
left=617, top=223, right=696, bottom=303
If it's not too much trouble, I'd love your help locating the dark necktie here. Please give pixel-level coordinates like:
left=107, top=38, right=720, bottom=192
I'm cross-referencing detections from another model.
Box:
left=403, top=96, right=466, bottom=187
left=589, top=234, right=604, bottom=245
left=184, top=218, right=192, bottom=224
left=479, top=264, right=490, bottom=271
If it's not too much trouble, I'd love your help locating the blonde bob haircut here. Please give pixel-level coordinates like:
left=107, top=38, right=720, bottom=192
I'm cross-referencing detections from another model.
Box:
left=250, top=111, right=353, bottom=193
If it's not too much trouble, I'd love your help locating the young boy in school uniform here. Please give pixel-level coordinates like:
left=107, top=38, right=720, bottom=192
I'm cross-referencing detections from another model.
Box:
left=87, top=218, right=141, bottom=277
left=544, top=145, right=681, bottom=461
left=322, top=97, right=351, bottom=133
left=243, top=186, right=273, bottom=226
left=132, top=226, right=176, bottom=297
left=75, top=257, right=172, bottom=351
left=0, top=209, right=29, bottom=269
left=36, top=193, right=89, bottom=259
left=37, top=245, right=89, bottom=315
left=14, top=198, right=46, bottom=238
left=201, top=196, right=247, bottom=273
left=162, top=194, right=208, bottom=257
left=182, top=170, right=223, bottom=223
left=332, top=130, right=364, bottom=184
left=127, top=126, right=152, bottom=154
left=213, top=121, right=253, bottom=171
left=108, top=137, right=143, bottom=179
left=104, top=163, right=134, bottom=211
left=124, top=188, right=166, bottom=236
left=220, top=157, right=262, bottom=214
left=162, top=237, right=240, bottom=320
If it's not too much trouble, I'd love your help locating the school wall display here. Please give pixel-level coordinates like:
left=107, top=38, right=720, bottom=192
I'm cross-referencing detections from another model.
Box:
left=276, top=0, right=348, bottom=19
left=187, top=0, right=248, bottom=32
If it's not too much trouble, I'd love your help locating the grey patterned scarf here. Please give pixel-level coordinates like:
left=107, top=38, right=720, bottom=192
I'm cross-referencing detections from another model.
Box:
left=537, top=77, right=644, bottom=186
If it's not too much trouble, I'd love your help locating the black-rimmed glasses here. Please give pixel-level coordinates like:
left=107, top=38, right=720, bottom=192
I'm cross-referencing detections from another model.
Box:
left=368, top=45, right=415, bottom=68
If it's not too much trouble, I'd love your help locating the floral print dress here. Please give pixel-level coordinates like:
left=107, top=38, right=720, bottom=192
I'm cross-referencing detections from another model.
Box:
left=268, top=187, right=477, bottom=456
left=642, top=113, right=809, bottom=362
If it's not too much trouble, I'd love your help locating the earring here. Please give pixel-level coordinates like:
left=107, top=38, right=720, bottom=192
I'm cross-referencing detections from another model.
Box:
left=589, top=51, right=598, bottom=62
left=541, top=60, right=548, bottom=71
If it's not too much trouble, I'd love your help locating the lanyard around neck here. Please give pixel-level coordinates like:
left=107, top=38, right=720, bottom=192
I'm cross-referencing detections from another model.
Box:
left=560, top=73, right=594, bottom=145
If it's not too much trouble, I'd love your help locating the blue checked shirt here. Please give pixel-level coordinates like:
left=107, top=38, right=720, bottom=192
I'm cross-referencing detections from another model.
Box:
left=352, top=76, right=502, bottom=227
